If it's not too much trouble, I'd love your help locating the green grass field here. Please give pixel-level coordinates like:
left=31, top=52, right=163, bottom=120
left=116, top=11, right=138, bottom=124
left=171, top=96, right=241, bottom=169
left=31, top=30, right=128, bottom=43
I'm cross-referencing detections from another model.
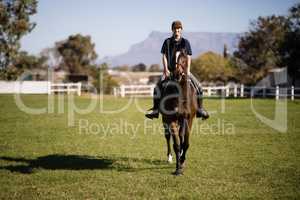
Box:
left=0, top=94, right=299, bottom=199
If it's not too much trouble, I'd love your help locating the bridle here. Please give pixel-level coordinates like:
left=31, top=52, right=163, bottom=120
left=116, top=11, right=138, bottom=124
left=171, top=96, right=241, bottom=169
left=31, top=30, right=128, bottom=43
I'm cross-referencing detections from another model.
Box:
left=174, top=51, right=188, bottom=82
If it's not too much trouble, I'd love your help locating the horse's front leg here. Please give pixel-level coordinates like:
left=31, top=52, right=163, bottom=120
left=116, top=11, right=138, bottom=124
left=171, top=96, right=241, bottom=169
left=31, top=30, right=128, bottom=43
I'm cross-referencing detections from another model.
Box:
left=170, top=122, right=182, bottom=175
left=163, top=123, right=173, bottom=163
left=180, top=118, right=193, bottom=169
left=179, top=118, right=185, bottom=157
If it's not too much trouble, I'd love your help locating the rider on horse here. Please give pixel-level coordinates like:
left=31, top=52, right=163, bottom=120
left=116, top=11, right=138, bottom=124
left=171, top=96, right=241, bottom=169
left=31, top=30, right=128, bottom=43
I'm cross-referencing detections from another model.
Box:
left=145, top=20, right=209, bottom=120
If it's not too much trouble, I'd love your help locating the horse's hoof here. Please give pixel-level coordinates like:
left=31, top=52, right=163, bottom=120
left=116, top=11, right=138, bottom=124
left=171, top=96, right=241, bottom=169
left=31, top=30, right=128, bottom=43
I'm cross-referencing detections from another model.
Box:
left=180, top=160, right=186, bottom=169
left=167, top=154, right=173, bottom=163
left=172, top=169, right=183, bottom=176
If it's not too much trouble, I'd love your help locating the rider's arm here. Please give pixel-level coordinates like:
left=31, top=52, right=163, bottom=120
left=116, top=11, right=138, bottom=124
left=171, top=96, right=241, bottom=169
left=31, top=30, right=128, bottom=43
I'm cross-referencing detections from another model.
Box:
left=187, top=55, right=191, bottom=75
left=162, top=54, right=170, bottom=76
left=185, top=38, right=192, bottom=75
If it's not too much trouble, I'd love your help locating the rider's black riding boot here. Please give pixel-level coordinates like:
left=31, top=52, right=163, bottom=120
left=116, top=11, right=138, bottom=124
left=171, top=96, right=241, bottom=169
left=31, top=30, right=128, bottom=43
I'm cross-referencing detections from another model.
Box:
left=145, top=96, right=160, bottom=119
left=196, top=90, right=209, bottom=120
left=145, top=81, right=162, bottom=119
left=189, top=75, right=209, bottom=120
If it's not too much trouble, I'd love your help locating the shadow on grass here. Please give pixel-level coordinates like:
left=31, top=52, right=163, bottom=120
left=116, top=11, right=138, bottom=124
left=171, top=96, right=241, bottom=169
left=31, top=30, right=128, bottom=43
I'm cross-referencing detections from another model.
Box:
left=0, top=154, right=172, bottom=174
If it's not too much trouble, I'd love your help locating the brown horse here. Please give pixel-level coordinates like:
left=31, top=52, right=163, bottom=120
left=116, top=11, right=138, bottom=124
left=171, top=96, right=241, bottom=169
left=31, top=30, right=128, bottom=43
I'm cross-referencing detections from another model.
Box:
left=160, top=50, right=197, bottom=176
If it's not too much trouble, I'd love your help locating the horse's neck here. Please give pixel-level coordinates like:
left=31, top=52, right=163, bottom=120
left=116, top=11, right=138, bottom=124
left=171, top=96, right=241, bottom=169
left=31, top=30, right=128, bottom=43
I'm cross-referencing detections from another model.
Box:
left=180, top=79, right=189, bottom=101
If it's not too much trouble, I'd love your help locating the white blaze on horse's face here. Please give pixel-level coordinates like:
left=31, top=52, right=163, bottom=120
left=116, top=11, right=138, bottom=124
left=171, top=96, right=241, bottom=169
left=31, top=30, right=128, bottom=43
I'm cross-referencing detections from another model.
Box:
left=175, top=51, right=181, bottom=63
left=175, top=51, right=186, bottom=81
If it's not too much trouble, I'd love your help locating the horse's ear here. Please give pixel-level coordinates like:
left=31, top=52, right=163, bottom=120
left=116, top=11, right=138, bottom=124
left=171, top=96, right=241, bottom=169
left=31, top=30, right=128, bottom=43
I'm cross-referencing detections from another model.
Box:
left=181, top=49, right=187, bottom=57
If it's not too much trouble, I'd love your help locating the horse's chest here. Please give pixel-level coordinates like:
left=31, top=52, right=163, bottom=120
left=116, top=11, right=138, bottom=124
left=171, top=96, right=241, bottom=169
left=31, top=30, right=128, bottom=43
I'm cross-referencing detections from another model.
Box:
left=177, top=100, right=190, bottom=117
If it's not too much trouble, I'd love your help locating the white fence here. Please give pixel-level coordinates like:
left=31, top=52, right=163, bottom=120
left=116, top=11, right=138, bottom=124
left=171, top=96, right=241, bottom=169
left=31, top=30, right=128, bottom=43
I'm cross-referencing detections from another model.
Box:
left=0, top=81, right=50, bottom=94
left=1, top=81, right=298, bottom=99
left=113, top=84, right=156, bottom=97
left=114, top=84, right=299, bottom=100
left=0, top=81, right=81, bottom=96
left=49, top=82, right=81, bottom=96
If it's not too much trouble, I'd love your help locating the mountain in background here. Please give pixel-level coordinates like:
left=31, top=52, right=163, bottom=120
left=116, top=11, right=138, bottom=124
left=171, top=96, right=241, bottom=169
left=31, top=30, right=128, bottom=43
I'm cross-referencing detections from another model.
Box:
left=100, top=31, right=242, bottom=67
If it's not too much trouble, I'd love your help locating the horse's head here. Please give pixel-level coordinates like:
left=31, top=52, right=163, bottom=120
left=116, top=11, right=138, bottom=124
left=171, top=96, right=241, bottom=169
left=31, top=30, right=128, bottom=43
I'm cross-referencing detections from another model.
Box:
left=173, top=50, right=188, bottom=82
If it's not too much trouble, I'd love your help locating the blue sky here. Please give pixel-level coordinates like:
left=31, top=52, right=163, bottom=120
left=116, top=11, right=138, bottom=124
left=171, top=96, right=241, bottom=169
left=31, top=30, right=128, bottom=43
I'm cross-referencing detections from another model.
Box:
left=20, top=0, right=298, bottom=59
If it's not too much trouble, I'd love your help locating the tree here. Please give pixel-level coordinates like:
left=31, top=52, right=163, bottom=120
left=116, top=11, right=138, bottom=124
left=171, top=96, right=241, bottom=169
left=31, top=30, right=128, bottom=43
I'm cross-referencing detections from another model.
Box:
left=0, top=0, right=37, bottom=69
left=0, top=51, right=47, bottom=80
left=281, top=3, right=300, bottom=85
left=14, top=51, right=47, bottom=70
left=191, top=52, right=237, bottom=83
left=233, top=3, right=300, bottom=85
left=228, top=57, right=267, bottom=85
left=223, top=44, right=229, bottom=58
left=232, top=15, right=291, bottom=85
left=56, top=34, right=97, bottom=74
left=92, top=63, right=118, bottom=94
left=148, top=64, right=161, bottom=72
left=40, top=47, right=62, bottom=69
left=131, top=63, right=147, bottom=72
left=114, top=65, right=129, bottom=71
left=234, top=15, right=289, bottom=70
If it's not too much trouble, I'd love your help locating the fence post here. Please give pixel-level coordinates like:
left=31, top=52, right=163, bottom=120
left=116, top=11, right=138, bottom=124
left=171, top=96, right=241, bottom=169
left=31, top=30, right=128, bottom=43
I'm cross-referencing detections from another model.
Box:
left=48, top=81, right=52, bottom=95
left=276, top=86, right=279, bottom=100
left=77, top=82, right=81, bottom=96
left=207, top=87, right=211, bottom=97
left=120, top=85, right=125, bottom=97
left=234, top=84, right=237, bottom=98
left=67, top=84, right=70, bottom=95
left=150, top=85, right=155, bottom=97
left=240, top=84, right=244, bottom=97
left=225, top=86, right=229, bottom=97
left=113, top=87, right=117, bottom=96
left=291, top=86, right=294, bottom=101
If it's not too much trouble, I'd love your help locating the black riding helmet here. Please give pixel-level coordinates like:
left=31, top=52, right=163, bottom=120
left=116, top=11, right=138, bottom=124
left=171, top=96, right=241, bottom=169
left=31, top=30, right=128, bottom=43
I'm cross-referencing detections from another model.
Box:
left=171, top=20, right=183, bottom=30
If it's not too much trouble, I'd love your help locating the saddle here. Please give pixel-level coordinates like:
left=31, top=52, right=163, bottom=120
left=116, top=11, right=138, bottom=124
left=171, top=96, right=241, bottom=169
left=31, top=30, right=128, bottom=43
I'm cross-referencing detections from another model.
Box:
left=161, top=75, right=198, bottom=97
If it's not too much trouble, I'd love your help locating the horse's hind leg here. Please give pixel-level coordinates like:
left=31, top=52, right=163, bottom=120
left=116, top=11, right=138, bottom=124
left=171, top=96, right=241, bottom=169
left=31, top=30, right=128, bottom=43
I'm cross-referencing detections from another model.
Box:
left=164, top=123, right=172, bottom=163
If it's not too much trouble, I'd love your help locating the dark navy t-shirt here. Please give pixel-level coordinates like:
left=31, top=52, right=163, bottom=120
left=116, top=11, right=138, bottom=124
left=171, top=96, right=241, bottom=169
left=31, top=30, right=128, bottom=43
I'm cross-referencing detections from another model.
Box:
left=161, top=37, right=192, bottom=71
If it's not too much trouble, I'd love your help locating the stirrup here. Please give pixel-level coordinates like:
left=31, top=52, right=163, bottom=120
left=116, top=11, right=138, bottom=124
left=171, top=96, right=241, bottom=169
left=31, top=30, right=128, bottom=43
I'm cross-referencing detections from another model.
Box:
left=196, top=108, right=209, bottom=120
left=145, top=110, right=159, bottom=119
left=147, top=107, right=154, bottom=111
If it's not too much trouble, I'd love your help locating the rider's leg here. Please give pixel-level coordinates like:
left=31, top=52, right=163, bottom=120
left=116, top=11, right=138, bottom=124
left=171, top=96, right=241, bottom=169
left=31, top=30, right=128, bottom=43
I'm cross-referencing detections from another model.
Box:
left=189, top=73, right=209, bottom=119
left=145, top=77, right=163, bottom=119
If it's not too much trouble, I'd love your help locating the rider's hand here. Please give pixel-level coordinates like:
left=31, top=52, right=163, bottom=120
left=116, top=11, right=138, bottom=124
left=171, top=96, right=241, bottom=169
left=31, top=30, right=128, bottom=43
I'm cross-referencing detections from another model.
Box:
left=164, top=69, right=170, bottom=78
left=187, top=70, right=191, bottom=76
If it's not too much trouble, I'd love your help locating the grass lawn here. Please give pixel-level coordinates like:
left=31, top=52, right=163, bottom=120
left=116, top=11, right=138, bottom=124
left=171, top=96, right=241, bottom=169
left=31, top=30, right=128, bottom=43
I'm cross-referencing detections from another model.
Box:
left=0, top=94, right=299, bottom=199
